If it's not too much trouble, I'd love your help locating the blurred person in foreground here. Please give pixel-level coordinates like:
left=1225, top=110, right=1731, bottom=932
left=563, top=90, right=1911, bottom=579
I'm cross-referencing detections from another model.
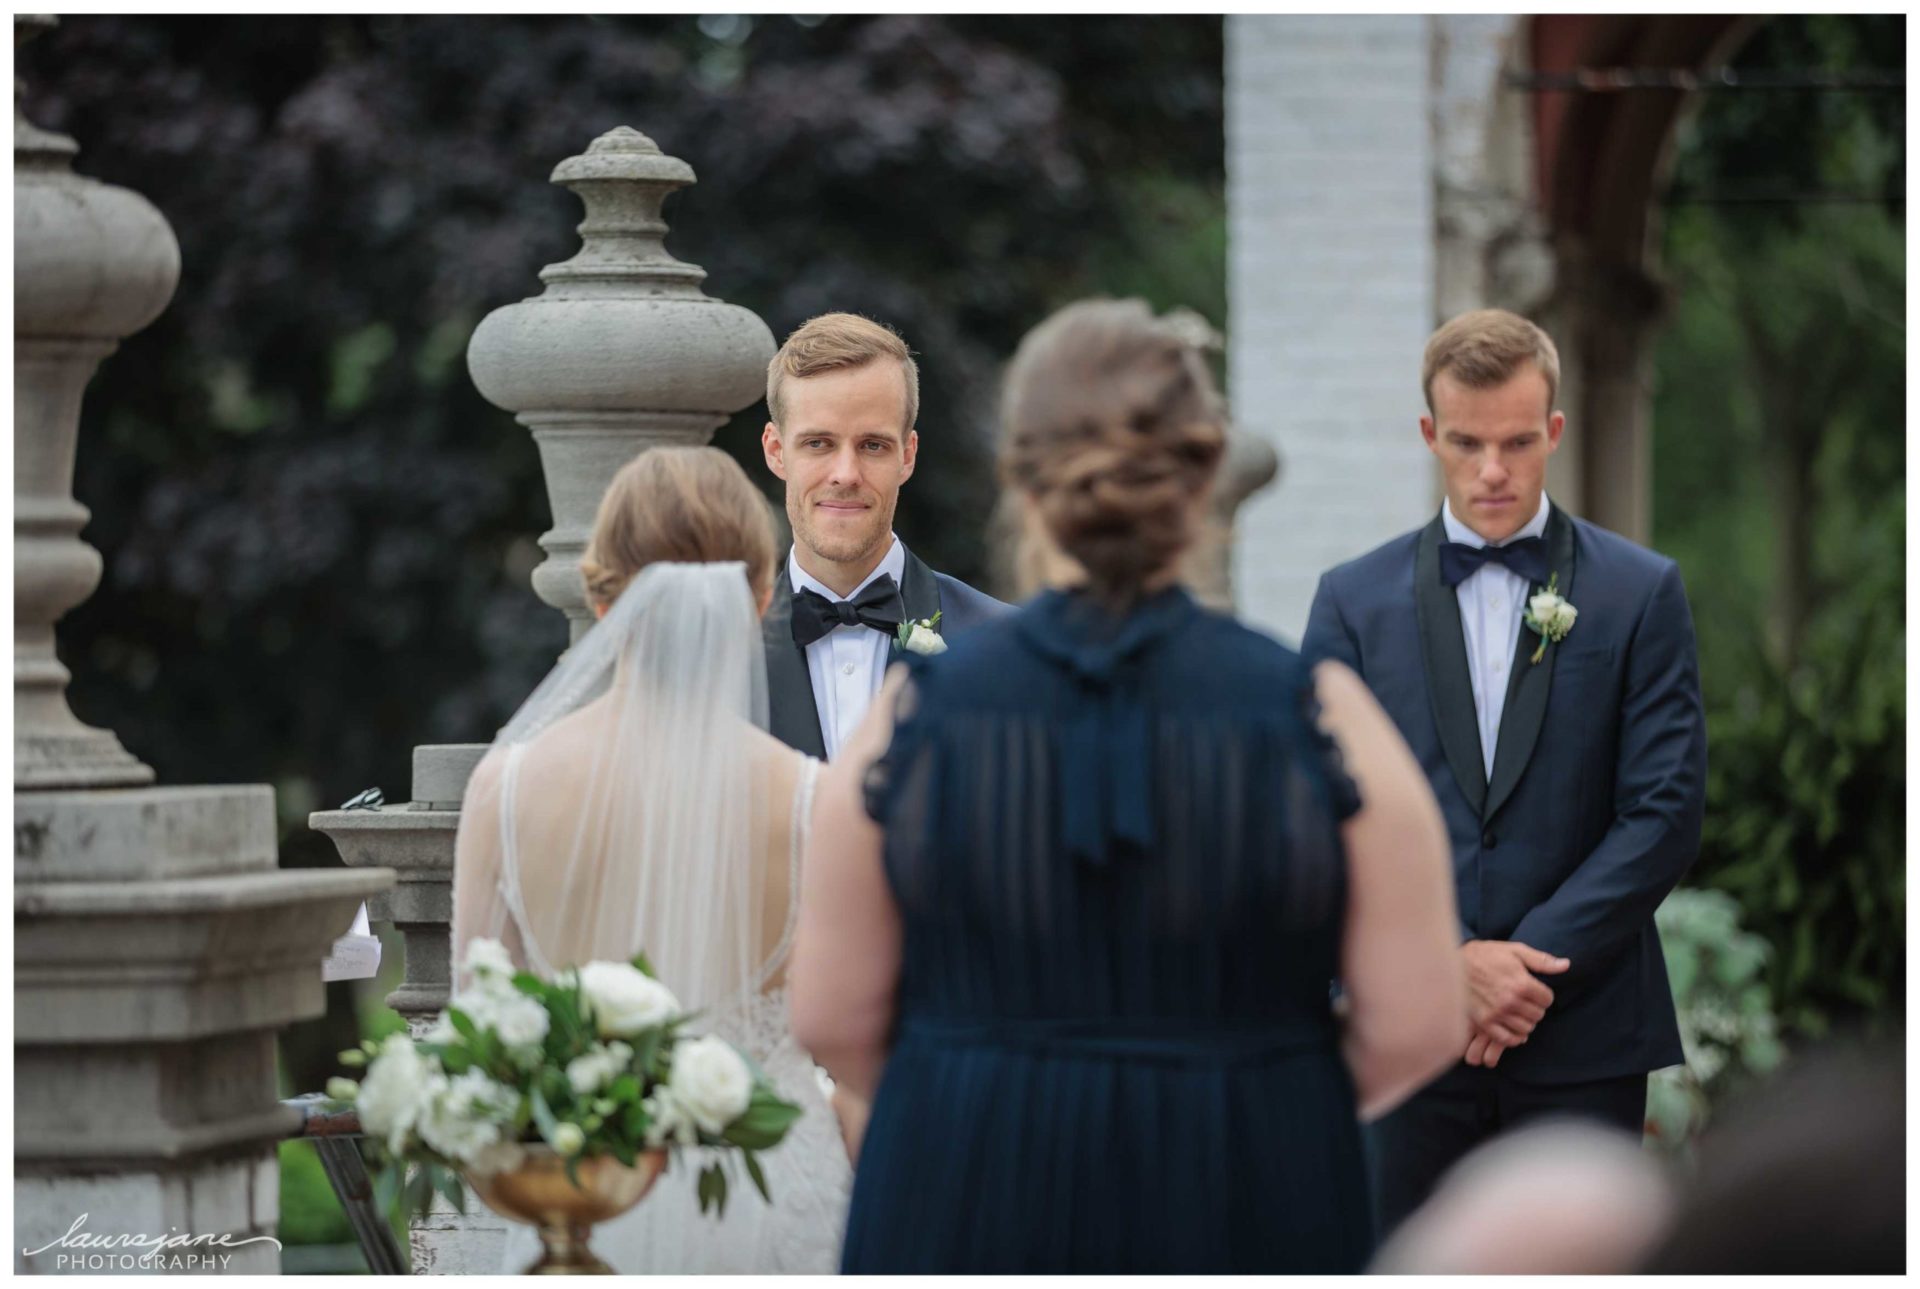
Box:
left=790, top=298, right=1466, bottom=1272
left=1370, top=1119, right=1677, bottom=1273
left=1643, top=1041, right=1905, bottom=1274
left=1303, top=309, right=1707, bottom=1237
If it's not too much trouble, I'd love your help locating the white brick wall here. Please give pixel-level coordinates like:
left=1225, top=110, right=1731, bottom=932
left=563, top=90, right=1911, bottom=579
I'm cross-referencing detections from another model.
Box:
left=1227, top=15, right=1439, bottom=645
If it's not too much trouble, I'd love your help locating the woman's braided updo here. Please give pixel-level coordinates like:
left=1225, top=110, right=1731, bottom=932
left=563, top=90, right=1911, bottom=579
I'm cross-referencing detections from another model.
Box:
left=1000, top=299, right=1227, bottom=606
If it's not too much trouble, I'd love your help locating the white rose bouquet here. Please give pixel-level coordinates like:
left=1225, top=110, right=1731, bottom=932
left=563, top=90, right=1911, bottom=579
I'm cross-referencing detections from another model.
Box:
left=329, top=940, right=800, bottom=1219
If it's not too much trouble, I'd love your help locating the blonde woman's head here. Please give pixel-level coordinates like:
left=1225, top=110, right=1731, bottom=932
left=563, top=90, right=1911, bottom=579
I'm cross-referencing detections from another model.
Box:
left=580, top=447, right=778, bottom=616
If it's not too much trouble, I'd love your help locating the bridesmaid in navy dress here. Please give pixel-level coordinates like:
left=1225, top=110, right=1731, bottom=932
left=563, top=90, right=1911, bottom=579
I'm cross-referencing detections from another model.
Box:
left=792, top=299, right=1467, bottom=1273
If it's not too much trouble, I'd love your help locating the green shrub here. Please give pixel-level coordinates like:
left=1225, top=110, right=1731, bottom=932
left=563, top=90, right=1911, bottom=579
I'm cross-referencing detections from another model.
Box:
left=1687, top=548, right=1905, bottom=1039
left=276, top=1139, right=353, bottom=1247
left=1647, top=888, right=1786, bottom=1150
left=1652, top=14, right=1905, bottom=1047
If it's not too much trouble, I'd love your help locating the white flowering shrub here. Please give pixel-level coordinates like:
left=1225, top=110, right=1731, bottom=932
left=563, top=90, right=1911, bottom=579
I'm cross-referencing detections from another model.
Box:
left=1647, top=888, right=1786, bottom=1151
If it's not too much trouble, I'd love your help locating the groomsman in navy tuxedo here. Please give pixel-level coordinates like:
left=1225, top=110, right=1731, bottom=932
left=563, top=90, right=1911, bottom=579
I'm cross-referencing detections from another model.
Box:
left=1302, top=310, right=1706, bottom=1239
left=759, top=313, right=1005, bottom=760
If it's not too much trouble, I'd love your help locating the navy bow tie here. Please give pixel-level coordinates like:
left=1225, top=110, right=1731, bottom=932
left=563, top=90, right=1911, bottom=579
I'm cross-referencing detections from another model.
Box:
left=1439, top=536, right=1548, bottom=588
left=791, top=574, right=904, bottom=647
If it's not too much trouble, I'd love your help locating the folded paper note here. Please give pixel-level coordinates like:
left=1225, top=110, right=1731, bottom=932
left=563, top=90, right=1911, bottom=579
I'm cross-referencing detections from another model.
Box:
left=322, top=902, right=382, bottom=982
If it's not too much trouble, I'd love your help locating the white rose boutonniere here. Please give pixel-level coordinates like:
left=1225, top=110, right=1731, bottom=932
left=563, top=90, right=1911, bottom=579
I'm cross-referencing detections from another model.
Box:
left=1523, top=572, right=1579, bottom=664
left=897, top=610, right=947, bottom=656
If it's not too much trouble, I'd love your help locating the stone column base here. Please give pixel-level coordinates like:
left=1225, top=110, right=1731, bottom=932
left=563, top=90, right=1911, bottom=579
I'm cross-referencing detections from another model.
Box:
left=16, top=1151, right=280, bottom=1276
left=15, top=784, right=394, bottom=1275
left=409, top=1189, right=513, bottom=1276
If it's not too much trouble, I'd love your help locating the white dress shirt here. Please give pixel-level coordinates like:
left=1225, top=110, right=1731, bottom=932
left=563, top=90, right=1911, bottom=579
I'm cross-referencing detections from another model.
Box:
left=790, top=536, right=907, bottom=761
left=1443, top=494, right=1552, bottom=779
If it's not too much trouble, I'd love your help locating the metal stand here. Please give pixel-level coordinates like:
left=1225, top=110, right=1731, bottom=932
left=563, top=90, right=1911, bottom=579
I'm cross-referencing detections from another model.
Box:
left=283, top=1094, right=409, bottom=1275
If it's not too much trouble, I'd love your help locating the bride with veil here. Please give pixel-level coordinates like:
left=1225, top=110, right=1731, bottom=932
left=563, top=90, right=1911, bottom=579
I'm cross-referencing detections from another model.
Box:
left=451, top=446, right=852, bottom=1274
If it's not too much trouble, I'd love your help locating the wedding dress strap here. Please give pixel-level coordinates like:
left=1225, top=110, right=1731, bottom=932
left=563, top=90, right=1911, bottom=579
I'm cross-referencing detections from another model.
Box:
left=492, top=745, right=811, bottom=995
left=753, top=754, right=820, bottom=992
left=496, top=742, right=556, bottom=978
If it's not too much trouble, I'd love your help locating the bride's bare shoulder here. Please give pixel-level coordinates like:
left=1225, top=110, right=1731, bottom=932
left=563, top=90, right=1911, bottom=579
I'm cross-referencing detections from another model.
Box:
left=746, top=727, right=812, bottom=785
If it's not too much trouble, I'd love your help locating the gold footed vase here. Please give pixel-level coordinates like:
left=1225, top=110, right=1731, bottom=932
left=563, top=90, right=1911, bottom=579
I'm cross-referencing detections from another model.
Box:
left=468, top=1146, right=669, bottom=1274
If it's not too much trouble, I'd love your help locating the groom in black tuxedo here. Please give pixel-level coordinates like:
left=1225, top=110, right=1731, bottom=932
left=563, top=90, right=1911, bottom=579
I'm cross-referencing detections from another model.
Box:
left=1301, top=310, right=1706, bottom=1239
left=758, top=312, right=1005, bottom=760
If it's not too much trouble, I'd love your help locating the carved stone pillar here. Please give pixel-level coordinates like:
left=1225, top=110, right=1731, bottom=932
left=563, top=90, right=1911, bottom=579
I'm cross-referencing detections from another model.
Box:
left=13, top=12, right=170, bottom=791
left=13, top=17, right=392, bottom=1273
left=309, top=746, right=483, bottom=1033
left=467, top=125, right=776, bottom=646
left=1185, top=428, right=1281, bottom=612
left=310, top=744, right=490, bottom=1275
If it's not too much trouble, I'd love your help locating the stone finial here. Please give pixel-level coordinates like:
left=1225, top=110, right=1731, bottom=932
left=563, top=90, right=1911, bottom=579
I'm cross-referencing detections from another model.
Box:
left=15, top=15, right=77, bottom=163
left=467, top=126, right=776, bottom=645
left=539, top=126, right=703, bottom=293
left=1186, top=427, right=1282, bottom=611
left=14, top=12, right=181, bottom=788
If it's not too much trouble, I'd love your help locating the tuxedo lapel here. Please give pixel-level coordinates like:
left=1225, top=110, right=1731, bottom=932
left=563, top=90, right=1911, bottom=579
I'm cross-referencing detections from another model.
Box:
left=898, top=546, right=942, bottom=621
left=1415, top=515, right=1488, bottom=817
left=763, top=564, right=828, bottom=759
left=893, top=545, right=944, bottom=662
left=1484, top=505, right=1577, bottom=822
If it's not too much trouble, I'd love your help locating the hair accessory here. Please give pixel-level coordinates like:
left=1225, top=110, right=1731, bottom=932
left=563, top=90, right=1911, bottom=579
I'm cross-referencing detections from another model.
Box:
left=1154, top=307, right=1224, bottom=353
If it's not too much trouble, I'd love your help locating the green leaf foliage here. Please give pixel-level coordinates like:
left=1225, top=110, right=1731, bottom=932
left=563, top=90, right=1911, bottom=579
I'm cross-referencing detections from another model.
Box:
left=372, top=1161, right=402, bottom=1217
left=530, top=1083, right=562, bottom=1146
left=277, top=1140, right=354, bottom=1246
left=723, top=1090, right=805, bottom=1151
left=697, top=1163, right=728, bottom=1218
left=1653, top=13, right=1904, bottom=1044
left=401, top=1164, right=435, bottom=1220
left=431, top=1163, right=467, bottom=1215
left=742, top=1150, right=771, bottom=1205
left=1647, top=888, right=1788, bottom=1150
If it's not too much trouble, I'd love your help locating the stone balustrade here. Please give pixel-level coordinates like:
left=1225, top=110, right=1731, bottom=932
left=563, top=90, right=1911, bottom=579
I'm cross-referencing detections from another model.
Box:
left=13, top=16, right=393, bottom=1274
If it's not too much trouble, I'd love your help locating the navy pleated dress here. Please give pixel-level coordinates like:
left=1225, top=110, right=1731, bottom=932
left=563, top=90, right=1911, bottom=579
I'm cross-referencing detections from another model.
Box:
left=841, top=586, right=1371, bottom=1273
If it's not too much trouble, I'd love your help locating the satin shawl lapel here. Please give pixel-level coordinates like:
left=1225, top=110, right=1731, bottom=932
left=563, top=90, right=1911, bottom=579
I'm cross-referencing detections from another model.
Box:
left=1415, top=515, right=1488, bottom=817
left=1484, top=506, right=1577, bottom=822
left=763, top=564, right=828, bottom=759
left=893, top=545, right=944, bottom=661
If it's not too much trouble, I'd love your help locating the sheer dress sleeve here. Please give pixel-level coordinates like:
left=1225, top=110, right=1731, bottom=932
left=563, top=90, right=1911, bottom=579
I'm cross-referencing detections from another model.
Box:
left=1296, top=675, right=1364, bottom=824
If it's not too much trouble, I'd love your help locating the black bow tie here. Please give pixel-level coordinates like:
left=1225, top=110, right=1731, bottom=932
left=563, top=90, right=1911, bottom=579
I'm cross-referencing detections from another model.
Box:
left=791, top=574, right=905, bottom=648
left=1439, top=536, right=1548, bottom=588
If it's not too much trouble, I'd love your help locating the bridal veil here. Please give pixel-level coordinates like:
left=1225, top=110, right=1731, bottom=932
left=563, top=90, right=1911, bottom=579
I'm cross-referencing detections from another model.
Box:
left=452, top=560, right=773, bottom=1016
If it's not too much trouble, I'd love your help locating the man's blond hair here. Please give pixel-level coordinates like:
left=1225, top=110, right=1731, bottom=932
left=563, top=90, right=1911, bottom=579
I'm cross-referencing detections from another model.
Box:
left=766, top=312, right=919, bottom=432
left=1422, top=309, right=1561, bottom=413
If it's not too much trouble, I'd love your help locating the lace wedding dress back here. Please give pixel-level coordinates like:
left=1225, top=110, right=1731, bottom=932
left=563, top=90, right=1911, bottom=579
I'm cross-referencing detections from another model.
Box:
left=582, top=755, right=852, bottom=1275
left=450, top=562, right=851, bottom=1275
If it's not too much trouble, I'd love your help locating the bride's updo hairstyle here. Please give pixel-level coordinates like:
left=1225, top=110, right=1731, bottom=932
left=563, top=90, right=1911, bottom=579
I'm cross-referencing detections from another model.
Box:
left=1000, top=298, right=1227, bottom=606
left=580, top=446, right=777, bottom=612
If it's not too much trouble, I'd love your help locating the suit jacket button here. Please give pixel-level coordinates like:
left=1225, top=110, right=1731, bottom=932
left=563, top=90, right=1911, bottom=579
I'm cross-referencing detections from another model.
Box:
left=1482, top=829, right=1497, bottom=849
